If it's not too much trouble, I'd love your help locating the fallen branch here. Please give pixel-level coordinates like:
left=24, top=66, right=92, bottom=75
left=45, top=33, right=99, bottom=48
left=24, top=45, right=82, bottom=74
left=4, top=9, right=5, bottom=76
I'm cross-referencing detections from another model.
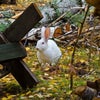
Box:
left=48, top=6, right=85, bottom=27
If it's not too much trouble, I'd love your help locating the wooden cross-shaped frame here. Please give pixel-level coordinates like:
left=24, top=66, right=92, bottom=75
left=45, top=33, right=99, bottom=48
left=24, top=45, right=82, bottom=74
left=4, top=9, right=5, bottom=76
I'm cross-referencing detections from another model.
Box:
left=0, top=3, right=43, bottom=89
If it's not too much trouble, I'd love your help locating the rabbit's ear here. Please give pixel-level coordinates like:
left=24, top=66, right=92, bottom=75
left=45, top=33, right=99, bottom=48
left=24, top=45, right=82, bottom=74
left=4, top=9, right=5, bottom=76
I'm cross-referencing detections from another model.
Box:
left=44, top=27, right=50, bottom=42
left=41, top=26, right=46, bottom=38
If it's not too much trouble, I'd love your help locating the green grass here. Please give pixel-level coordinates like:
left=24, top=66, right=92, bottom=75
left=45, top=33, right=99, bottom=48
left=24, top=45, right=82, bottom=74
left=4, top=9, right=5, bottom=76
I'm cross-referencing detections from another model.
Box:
left=0, top=46, right=100, bottom=100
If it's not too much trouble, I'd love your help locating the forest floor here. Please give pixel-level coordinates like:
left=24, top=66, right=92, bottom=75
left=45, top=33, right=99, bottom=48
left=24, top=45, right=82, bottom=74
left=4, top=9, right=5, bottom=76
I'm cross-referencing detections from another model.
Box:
left=0, top=45, right=100, bottom=100
left=0, top=2, right=100, bottom=100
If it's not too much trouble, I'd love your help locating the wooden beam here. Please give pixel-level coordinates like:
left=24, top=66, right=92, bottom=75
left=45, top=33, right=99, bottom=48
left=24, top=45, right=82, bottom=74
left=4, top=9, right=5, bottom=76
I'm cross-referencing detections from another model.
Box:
left=2, top=60, right=38, bottom=89
left=0, top=3, right=43, bottom=89
left=4, top=3, right=43, bottom=42
left=0, top=43, right=26, bottom=62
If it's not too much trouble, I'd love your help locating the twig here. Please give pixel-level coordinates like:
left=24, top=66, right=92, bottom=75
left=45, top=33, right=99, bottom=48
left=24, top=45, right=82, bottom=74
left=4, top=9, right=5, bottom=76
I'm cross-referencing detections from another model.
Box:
left=48, top=12, right=67, bottom=27
left=69, top=5, right=90, bottom=90
left=48, top=6, right=85, bottom=27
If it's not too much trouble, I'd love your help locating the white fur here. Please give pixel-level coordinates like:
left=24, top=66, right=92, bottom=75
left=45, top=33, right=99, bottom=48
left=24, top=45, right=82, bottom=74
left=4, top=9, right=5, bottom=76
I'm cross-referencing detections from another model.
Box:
left=36, top=27, right=62, bottom=66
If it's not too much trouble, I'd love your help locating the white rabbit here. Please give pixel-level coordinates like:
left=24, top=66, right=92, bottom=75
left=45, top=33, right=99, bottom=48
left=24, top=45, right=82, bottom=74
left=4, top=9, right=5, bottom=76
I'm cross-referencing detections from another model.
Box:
left=36, top=26, right=62, bottom=66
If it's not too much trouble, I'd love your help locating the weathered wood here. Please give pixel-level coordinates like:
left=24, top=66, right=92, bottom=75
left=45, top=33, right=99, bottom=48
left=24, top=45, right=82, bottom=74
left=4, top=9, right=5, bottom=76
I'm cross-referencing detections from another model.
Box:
left=0, top=3, right=43, bottom=89
left=4, top=3, right=43, bottom=42
left=0, top=43, right=26, bottom=62
left=2, top=60, right=38, bottom=89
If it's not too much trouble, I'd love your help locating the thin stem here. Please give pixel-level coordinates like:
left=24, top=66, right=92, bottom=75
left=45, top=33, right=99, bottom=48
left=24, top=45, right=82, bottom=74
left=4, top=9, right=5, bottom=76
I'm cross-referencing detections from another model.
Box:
left=70, top=5, right=90, bottom=90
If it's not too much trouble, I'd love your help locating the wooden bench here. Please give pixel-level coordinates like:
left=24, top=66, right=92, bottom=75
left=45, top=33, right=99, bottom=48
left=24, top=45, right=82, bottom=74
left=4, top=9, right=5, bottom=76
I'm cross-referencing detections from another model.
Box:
left=0, top=3, right=43, bottom=89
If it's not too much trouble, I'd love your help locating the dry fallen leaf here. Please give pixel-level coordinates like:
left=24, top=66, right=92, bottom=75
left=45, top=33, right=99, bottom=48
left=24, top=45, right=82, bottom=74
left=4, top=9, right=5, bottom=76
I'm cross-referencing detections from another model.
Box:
left=54, top=27, right=63, bottom=38
left=68, top=64, right=77, bottom=75
left=72, top=85, right=86, bottom=96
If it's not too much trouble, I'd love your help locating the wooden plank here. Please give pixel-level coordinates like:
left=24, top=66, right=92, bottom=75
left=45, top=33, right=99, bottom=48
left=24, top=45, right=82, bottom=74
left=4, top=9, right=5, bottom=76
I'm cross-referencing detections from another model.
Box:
left=4, top=3, right=43, bottom=42
left=0, top=46, right=39, bottom=89
left=0, top=3, right=42, bottom=89
left=2, top=60, right=38, bottom=89
left=0, top=43, right=26, bottom=62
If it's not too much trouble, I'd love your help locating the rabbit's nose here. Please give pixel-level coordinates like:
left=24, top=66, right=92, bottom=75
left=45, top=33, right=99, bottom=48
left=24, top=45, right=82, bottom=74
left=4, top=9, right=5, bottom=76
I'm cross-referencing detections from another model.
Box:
left=36, top=47, right=39, bottom=50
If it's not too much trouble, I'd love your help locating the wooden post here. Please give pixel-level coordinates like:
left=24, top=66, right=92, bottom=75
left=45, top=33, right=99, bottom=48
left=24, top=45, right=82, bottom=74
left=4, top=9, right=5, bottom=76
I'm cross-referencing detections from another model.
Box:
left=0, top=3, right=43, bottom=89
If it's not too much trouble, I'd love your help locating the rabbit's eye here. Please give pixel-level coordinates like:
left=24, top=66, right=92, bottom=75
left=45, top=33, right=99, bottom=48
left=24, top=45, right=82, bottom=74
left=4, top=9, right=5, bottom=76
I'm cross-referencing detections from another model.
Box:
left=42, top=42, right=44, bottom=44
